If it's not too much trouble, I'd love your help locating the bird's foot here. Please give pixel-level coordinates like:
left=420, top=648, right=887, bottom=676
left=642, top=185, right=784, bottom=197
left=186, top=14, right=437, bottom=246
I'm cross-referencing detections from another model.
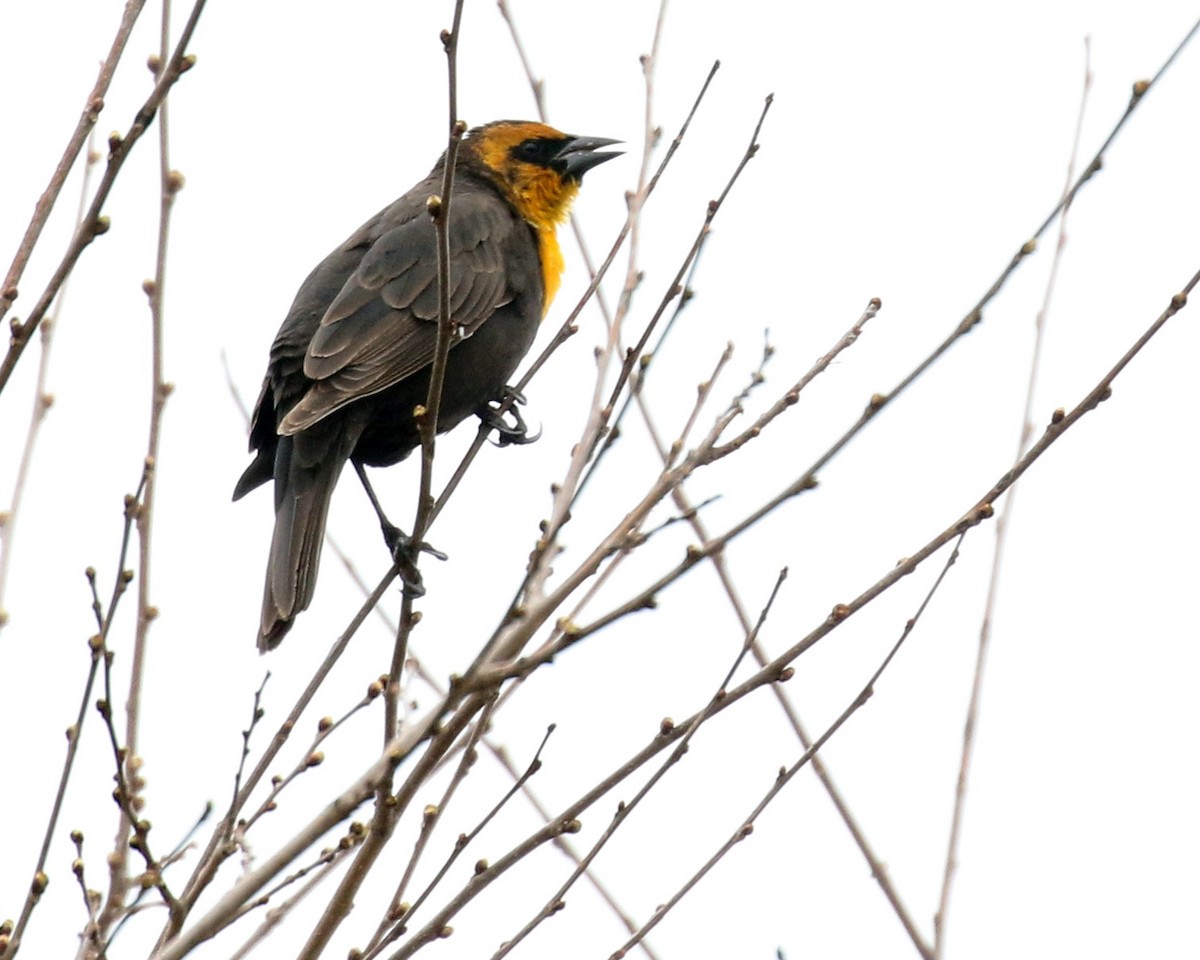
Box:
left=479, top=386, right=541, bottom=447
left=381, top=522, right=448, bottom=598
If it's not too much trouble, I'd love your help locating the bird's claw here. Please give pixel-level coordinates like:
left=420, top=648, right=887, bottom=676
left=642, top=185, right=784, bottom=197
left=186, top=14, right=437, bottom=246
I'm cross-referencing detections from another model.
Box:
left=480, top=386, right=541, bottom=447
left=381, top=523, right=447, bottom=598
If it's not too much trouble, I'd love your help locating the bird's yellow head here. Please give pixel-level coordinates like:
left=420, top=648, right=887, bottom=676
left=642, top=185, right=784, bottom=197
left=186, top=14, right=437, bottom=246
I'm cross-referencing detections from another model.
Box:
left=462, top=120, right=620, bottom=308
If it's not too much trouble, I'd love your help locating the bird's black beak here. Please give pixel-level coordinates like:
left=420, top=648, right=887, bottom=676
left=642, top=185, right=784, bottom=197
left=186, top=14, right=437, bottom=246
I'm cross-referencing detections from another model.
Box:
left=555, top=135, right=623, bottom=181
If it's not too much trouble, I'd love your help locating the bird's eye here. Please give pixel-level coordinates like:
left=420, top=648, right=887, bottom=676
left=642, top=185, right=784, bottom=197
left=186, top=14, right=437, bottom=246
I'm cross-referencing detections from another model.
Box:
left=517, top=139, right=544, bottom=161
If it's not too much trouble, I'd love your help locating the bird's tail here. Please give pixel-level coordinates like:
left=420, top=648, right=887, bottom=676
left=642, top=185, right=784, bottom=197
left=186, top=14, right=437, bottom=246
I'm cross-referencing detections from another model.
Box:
left=259, top=420, right=360, bottom=651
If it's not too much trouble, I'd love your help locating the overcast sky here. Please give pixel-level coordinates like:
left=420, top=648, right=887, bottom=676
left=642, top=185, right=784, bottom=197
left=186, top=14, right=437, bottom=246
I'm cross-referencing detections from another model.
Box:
left=2, top=2, right=1198, bottom=959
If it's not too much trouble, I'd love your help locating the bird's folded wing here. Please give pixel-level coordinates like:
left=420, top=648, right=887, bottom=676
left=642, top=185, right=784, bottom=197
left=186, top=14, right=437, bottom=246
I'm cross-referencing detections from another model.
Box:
left=278, top=192, right=515, bottom=436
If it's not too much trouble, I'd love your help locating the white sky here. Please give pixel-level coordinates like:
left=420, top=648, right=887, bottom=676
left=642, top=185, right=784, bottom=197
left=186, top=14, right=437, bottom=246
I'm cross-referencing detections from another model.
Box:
left=2, top=2, right=1198, bottom=958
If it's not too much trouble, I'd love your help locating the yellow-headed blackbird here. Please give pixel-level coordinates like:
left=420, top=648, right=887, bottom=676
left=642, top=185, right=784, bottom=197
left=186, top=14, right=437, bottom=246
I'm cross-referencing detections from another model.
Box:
left=234, top=120, right=619, bottom=651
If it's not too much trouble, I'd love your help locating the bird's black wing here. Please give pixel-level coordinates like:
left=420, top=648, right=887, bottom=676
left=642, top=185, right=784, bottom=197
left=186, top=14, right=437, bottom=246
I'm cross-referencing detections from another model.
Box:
left=277, top=182, right=517, bottom=436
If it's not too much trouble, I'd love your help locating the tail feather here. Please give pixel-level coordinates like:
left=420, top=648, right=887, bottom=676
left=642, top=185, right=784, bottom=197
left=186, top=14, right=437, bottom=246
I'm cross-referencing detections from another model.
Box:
left=258, top=420, right=361, bottom=651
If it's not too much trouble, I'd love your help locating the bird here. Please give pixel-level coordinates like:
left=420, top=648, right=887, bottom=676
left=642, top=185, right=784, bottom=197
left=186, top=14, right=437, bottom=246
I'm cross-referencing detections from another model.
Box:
left=234, top=120, right=620, bottom=651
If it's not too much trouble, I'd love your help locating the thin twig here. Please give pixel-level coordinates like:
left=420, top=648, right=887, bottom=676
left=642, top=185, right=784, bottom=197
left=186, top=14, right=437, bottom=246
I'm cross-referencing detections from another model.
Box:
left=223, top=675, right=271, bottom=844
left=108, top=0, right=184, bottom=934
left=159, top=562, right=399, bottom=949
left=635, top=271, right=1199, bottom=667
left=397, top=0, right=468, bottom=734
left=0, top=133, right=99, bottom=631
left=804, top=17, right=1200, bottom=482
left=610, top=537, right=968, bottom=958
left=156, top=693, right=482, bottom=960
left=0, top=1, right=148, bottom=327
left=229, top=821, right=366, bottom=928
left=330, top=539, right=659, bottom=955
left=485, top=300, right=877, bottom=681
left=574, top=247, right=707, bottom=500
left=0, top=0, right=207, bottom=395
left=242, top=686, right=380, bottom=834
left=69, top=832, right=102, bottom=958
left=493, top=569, right=788, bottom=959
left=933, top=37, right=1095, bottom=956
left=364, top=716, right=552, bottom=960
left=1, top=634, right=104, bottom=959
left=706, top=547, right=932, bottom=957
left=496, top=0, right=547, bottom=118
left=602, top=294, right=930, bottom=954
left=359, top=698, right=501, bottom=957
left=224, top=854, right=343, bottom=960
left=34, top=471, right=180, bottom=957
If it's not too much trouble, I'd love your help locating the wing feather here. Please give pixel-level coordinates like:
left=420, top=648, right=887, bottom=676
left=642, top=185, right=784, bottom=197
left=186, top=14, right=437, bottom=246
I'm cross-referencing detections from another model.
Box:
left=279, top=185, right=520, bottom=435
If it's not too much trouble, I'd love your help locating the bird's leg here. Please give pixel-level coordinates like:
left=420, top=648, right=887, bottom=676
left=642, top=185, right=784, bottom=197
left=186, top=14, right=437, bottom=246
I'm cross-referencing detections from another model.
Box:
left=353, top=462, right=447, bottom=597
left=478, top=385, right=541, bottom=446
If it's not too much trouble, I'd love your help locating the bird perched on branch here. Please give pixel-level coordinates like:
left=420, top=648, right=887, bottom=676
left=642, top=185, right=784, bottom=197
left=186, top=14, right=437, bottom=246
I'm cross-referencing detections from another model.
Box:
left=234, top=120, right=620, bottom=651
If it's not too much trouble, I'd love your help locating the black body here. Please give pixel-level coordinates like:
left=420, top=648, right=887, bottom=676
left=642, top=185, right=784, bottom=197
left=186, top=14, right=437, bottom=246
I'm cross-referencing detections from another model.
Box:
left=235, top=162, right=544, bottom=650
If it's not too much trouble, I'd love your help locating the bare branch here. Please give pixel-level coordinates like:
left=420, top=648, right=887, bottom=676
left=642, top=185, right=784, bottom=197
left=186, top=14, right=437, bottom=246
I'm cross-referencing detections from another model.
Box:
left=0, top=0, right=208, bottom=395
left=0, top=1, right=149, bottom=328
left=934, top=37, right=1096, bottom=955
left=610, top=538, right=969, bottom=959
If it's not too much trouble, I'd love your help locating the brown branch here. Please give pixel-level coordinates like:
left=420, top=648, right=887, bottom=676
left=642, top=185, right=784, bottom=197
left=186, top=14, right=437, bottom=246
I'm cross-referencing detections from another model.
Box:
left=331, top=541, right=660, bottom=957
left=573, top=247, right=707, bottom=500
left=381, top=816, right=580, bottom=960
left=829, top=16, right=1200, bottom=457
left=706, top=549, right=932, bottom=956
left=157, top=562, right=399, bottom=949
left=0, top=0, right=208, bottom=396
left=363, top=715, right=552, bottom=960
left=485, top=299, right=878, bottom=681
left=224, top=852, right=345, bottom=960
left=156, top=693, right=481, bottom=960
left=493, top=569, right=789, bottom=959
left=0, top=1, right=148, bottom=328
left=1, top=635, right=104, bottom=959
left=234, top=822, right=367, bottom=923
left=40, top=471, right=188, bottom=957
left=359, top=697, right=500, bottom=957
left=103, top=0, right=187, bottom=937
left=222, top=675, right=271, bottom=844
left=481, top=265, right=1195, bottom=737
left=294, top=693, right=482, bottom=960
left=0, top=134, right=99, bottom=633
left=933, top=36, right=1096, bottom=956
left=603, top=296, right=929, bottom=954
left=496, top=0, right=547, bottom=119
left=610, top=538, right=968, bottom=960
left=241, top=686, right=381, bottom=834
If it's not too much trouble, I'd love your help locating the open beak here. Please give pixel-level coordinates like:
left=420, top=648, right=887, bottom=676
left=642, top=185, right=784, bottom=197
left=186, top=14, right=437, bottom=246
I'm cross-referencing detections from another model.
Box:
left=555, top=135, right=623, bottom=181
